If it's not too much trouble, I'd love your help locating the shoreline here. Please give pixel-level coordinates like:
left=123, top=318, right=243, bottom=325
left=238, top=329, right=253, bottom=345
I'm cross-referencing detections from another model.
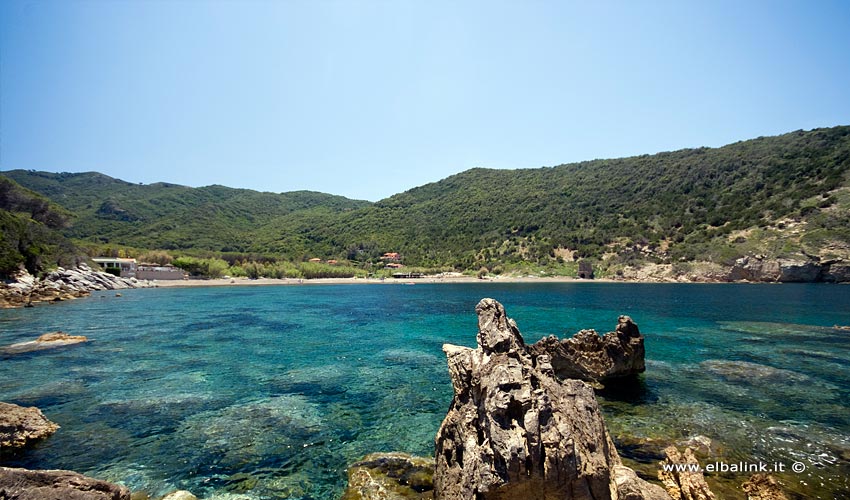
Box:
left=151, top=275, right=627, bottom=287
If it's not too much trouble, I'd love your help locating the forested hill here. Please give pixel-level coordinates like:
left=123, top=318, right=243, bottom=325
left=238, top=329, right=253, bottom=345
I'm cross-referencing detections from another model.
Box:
left=4, top=125, right=850, bottom=275
left=0, top=176, right=81, bottom=277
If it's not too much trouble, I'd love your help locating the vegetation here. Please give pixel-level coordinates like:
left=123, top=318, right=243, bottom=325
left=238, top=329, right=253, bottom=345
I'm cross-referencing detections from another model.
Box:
left=0, top=177, right=81, bottom=278
left=4, top=126, right=850, bottom=278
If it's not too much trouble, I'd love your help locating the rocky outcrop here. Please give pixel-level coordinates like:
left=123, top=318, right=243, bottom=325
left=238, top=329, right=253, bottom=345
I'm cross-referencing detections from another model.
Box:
left=0, top=467, right=130, bottom=499
left=0, top=264, right=153, bottom=308
left=0, top=402, right=60, bottom=451
left=741, top=474, right=788, bottom=500
left=823, top=261, right=850, bottom=283
left=2, top=331, right=89, bottom=355
left=341, top=453, right=434, bottom=500
left=657, top=446, right=715, bottom=500
left=528, top=315, right=646, bottom=383
left=727, top=255, right=850, bottom=283
left=433, top=298, right=670, bottom=500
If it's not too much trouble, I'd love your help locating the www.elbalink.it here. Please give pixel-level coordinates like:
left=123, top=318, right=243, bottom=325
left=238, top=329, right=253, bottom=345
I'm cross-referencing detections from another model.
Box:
left=662, top=460, right=807, bottom=474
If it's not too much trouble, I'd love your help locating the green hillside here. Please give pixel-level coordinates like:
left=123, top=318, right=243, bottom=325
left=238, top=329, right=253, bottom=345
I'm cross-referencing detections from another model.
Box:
left=0, top=176, right=81, bottom=277
left=5, top=126, right=850, bottom=276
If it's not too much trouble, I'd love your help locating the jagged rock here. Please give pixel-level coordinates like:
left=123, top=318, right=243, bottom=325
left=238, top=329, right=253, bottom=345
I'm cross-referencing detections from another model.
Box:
left=657, top=446, right=715, bottom=500
left=0, top=264, right=153, bottom=309
left=433, top=298, right=670, bottom=500
left=0, top=467, right=130, bottom=499
left=528, top=315, right=646, bottom=383
left=341, top=452, right=434, bottom=500
left=2, top=331, right=89, bottom=355
left=741, top=474, right=788, bottom=500
left=0, top=402, right=60, bottom=450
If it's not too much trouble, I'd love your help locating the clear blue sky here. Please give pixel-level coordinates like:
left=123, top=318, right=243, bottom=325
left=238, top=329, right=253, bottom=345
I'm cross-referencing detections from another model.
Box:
left=2, top=1, right=849, bottom=201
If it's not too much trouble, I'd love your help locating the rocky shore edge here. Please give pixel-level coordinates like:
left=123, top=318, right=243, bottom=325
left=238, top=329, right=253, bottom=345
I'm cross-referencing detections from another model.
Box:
left=0, top=263, right=155, bottom=309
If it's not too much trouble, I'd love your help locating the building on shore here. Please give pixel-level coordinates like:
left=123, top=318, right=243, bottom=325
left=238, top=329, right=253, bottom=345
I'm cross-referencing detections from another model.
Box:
left=92, top=258, right=137, bottom=278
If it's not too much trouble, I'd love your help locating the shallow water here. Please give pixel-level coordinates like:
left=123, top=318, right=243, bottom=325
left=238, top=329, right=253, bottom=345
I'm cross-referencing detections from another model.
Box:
left=1, top=283, right=849, bottom=499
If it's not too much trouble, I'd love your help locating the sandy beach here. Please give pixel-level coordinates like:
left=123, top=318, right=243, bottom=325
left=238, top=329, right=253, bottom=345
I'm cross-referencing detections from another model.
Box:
left=151, top=275, right=620, bottom=287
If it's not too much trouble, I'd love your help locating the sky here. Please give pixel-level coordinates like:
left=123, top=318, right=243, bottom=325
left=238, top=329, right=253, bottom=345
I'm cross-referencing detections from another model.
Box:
left=1, top=1, right=849, bottom=201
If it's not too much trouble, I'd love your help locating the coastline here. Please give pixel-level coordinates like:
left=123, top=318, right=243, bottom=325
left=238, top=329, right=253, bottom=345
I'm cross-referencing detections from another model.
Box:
left=151, top=275, right=623, bottom=287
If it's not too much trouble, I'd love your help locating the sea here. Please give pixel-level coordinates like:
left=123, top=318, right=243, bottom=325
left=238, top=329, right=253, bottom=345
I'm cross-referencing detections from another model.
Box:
left=1, top=282, right=849, bottom=499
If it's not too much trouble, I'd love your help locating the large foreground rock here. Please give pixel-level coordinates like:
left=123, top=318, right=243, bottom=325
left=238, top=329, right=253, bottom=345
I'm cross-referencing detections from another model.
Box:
left=528, top=315, right=646, bottom=383
left=0, top=402, right=59, bottom=451
left=0, top=467, right=130, bottom=500
left=433, top=298, right=669, bottom=500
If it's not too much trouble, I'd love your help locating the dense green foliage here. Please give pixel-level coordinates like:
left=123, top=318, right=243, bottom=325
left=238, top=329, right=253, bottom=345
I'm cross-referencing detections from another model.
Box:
left=0, top=177, right=81, bottom=277
left=5, top=126, right=850, bottom=276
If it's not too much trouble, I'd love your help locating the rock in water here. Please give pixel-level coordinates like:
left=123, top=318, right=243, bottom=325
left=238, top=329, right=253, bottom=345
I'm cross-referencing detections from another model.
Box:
left=0, top=402, right=60, bottom=451
left=1, top=331, right=89, bottom=354
left=434, top=298, right=670, bottom=500
left=341, top=452, right=435, bottom=499
left=741, top=474, right=788, bottom=500
left=657, top=446, right=715, bottom=500
left=0, top=467, right=130, bottom=499
left=528, top=315, right=646, bottom=383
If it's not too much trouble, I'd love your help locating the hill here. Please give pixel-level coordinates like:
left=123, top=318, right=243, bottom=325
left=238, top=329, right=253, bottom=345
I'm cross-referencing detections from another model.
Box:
left=5, top=126, right=850, bottom=278
left=0, top=176, right=81, bottom=277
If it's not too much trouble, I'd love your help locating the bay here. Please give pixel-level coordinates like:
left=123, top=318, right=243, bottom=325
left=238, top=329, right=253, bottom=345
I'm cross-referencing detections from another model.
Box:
left=1, top=283, right=849, bottom=499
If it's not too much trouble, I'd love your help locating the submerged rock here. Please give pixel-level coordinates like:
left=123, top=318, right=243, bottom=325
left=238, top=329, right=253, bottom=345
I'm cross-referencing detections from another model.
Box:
left=341, top=452, right=434, bottom=500
left=741, top=474, right=788, bottom=500
left=433, top=298, right=670, bottom=500
left=657, top=446, right=715, bottom=500
left=0, top=467, right=130, bottom=499
left=160, top=491, right=198, bottom=500
left=528, top=315, right=646, bottom=383
left=2, top=331, right=89, bottom=355
left=0, top=402, right=60, bottom=451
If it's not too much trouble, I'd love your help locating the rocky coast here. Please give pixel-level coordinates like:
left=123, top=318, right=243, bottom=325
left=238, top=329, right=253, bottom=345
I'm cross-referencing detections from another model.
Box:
left=0, top=263, right=154, bottom=309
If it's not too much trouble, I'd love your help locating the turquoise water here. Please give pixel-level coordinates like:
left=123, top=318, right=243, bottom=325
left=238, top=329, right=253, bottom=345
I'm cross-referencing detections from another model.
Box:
left=1, top=283, right=849, bottom=499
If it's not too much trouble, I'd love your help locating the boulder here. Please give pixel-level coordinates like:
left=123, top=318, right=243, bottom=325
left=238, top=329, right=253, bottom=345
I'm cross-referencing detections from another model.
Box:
left=0, top=467, right=130, bottom=499
left=433, top=298, right=670, bottom=500
left=0, top=402, right=59, bottom=450
left=2, top=331, right=88, bottom=355
left=160, top=491, right=198, bottom=500
left=528, top=315, right=646, bottom=383
left=741, top=474, right=788, bottom=500
left=341, top=452, right=434, bottom=500
left=657, top=446, right=715, bottom=500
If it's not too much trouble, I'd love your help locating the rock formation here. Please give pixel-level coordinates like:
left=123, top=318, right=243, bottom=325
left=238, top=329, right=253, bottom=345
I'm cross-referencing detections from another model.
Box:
left=741, top=474, right=788, bottom=500
left=528, top=316, right=645, bottom=383
left=341, top=452, right=435, bottom=500
left=2, top=331, right=89, bottom=355
left=657, top=446, right=715, bottom=500
left=0, top=263, right=153, bottom=308
left=0, top=467, right=130, bottom=500
left=0, top=402, right=60, bottom=451
left=433, top=298, right=670, bottom=500
left=727, top=255, right=850, bottom=283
